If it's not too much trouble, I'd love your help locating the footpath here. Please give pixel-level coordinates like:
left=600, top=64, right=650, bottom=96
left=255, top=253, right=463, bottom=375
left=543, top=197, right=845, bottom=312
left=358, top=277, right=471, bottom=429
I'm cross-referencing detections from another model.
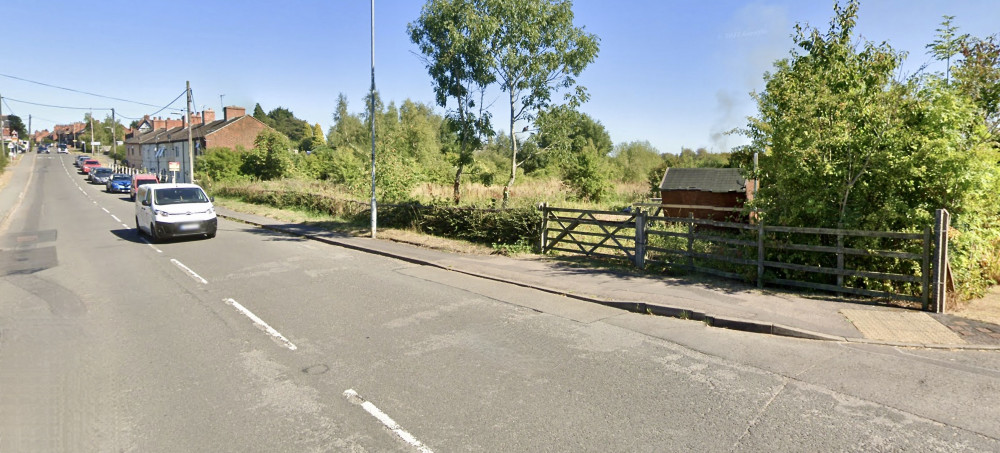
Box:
left=215, top=206, right=1000, bottom=351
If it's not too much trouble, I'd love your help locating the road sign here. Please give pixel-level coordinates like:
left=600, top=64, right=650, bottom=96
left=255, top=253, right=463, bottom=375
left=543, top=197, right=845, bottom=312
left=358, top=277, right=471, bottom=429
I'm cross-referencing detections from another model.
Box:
left=168, top=161, right=180, bottom=172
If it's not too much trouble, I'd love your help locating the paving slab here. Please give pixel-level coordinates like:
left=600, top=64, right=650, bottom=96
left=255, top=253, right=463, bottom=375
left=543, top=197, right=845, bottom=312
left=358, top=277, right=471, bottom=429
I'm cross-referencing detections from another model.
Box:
left=841, top=309, right=965, bottom=344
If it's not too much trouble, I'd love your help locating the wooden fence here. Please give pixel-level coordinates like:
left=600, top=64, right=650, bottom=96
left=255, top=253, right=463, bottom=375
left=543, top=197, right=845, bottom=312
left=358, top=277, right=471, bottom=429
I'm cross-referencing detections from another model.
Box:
left=540, top=205, right=951, bottom=312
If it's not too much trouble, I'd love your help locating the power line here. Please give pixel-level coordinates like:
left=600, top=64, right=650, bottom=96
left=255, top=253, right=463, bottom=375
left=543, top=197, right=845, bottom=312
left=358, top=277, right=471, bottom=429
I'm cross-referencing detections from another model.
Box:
left=1, top=97, right=16, bottom=116
left=0, top=72, right=171, bottom=109
left=4, top=97, right=109, bottom=111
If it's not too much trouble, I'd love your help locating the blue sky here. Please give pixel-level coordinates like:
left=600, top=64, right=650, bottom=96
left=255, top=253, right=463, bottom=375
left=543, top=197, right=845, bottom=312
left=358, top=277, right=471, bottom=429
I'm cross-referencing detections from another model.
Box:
left=3, top=1, right=998, bottom=155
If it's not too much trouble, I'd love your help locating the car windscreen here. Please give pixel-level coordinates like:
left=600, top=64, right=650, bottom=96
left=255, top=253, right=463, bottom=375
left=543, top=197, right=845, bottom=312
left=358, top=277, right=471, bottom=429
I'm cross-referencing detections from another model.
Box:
left=84, top=160, right=99, bottom=165
left=94, top=168, right=112, bottom=175
left=153, top=187, right=209, bottom=205
left=112, top=174, right=130, bottom=181
left=136, top=179, right=156, bottom=187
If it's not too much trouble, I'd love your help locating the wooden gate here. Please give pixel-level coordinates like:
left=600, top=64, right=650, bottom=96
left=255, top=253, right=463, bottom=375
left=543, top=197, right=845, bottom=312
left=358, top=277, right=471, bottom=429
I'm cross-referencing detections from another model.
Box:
left=540, top=205, right=643, bottom=266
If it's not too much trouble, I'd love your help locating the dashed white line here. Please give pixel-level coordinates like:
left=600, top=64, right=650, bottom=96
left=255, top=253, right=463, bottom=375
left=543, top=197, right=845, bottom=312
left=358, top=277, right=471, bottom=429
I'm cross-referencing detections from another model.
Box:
left=111, top=214, right=121, bottom=222
left=139, top=238, right=162, bottom=252
left=343, top=389, right=433, bottom=453
left=170, top=259, right=208, bottom=284
left=101, top=207, right=110, bottom=213
left=121, top=223, right=129, bottom=228
left=224, top=298, right=298, bottom=350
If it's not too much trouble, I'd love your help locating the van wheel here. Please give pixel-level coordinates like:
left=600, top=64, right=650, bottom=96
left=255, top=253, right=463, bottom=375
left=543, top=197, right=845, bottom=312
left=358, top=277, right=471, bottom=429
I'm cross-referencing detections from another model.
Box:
left=135, top=216, right=143, bottom=236
left=149, top=221, right=160, bottom=242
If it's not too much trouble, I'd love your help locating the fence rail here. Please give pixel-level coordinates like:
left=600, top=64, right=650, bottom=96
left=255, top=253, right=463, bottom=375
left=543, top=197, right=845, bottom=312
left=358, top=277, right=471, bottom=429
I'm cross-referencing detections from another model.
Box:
left=540, top=205, right=951, bottom=312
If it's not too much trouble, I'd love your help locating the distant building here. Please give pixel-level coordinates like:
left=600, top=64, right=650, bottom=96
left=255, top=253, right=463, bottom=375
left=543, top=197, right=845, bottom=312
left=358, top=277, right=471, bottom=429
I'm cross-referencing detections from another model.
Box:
left=124, top=106, right=271, bottom=183
left=658, top=167, right=756, bottom=222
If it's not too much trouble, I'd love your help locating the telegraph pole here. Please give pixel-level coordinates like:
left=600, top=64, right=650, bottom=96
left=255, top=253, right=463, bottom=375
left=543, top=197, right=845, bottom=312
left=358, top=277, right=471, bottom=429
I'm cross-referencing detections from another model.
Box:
left=28, top=114, right=32, bottom=153
left=370, top=0, right=377, bottom=239
left=0, top=92, right=5, bottom=158
left=111, top=108, right=117, bottom=166
left=186, top=81, right=194, bottom=183
left=89, top=110, right=95, bottom=154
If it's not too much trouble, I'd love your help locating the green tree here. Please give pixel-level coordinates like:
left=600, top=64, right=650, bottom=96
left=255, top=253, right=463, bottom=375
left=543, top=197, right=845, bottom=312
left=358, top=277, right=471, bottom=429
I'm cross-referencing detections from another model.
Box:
left=313, top=123, right=326, bottom=146
left=241, top=129, right=293, bottom=180
left=252, top=103, right=269, bottom=125
left=328, top=94, right=368, bottom=153
left=409, top=0, right=495, bottom=203
left=6, top=115, right=27, bottom=140
left=478, top=0, right=600, bottom=207
left=610, top=140, right=662, bottom=183
left=954, top=35, right=1000, bottom=139
left=265, top=107, right=311, bottom=144
left=531, top=105, right=611, bottom=178
left=195, top=147, right=245, bottom=183
left=563, top=141, right=612, bottom=202
left=926, top=15, right=968, bottom=86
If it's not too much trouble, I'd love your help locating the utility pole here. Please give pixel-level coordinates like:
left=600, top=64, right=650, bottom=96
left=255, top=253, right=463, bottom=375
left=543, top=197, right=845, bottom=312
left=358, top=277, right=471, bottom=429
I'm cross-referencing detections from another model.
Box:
left=89, top=109, right=95, bottom=154
left=0, top=92, right=5, bottom=158
left=186, top=81, right=194, bottom=184
left=370, top=0, right=377, bottom=239
left=111, top=108, right=117, bottom=166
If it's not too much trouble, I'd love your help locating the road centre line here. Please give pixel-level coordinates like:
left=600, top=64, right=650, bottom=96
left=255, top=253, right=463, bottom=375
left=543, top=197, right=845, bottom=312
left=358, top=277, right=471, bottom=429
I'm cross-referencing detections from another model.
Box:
left=139, top=238, right=162, bottom=253
left=102, top=207, right=109, bottom=213
left=343, top=389, right=433, bottom=453
left=121, top=223, right=129, bottom=228
left=170, top=259, right=208, bottom=284
left=223, top=298, right=298, bottom=350
left=111, top=214, right=121, bottom=222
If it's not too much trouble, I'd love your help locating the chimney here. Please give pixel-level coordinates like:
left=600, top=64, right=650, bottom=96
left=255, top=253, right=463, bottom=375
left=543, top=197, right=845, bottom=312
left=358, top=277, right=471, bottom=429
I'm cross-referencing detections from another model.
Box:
left=223, top=105, right=246, bottom=121
left=153, top=118, right=166, bottom=130
left=190, top=113, right=202, bottom=125
left=202, top=108, right=215, bottom=123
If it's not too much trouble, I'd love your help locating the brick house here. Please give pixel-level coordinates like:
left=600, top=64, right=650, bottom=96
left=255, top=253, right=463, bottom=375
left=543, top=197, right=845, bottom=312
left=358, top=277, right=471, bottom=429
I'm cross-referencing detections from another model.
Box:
left=125, top=106, right=271, bottom=183
left=658, top=167, right=756, bottom=222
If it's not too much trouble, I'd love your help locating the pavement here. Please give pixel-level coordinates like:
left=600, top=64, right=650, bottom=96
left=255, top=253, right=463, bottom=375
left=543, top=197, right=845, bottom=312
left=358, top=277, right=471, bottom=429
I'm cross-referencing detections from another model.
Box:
left=2, top=152, right=998, bottom=350
left=212, top=205, right=1000, bottom=351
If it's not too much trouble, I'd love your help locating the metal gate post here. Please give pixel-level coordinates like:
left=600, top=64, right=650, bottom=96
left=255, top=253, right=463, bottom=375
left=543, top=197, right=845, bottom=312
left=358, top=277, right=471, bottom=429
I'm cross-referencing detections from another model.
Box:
left=634, top=208, right=646, bottom=270
left=931, top=209, right=950, bottom=313
left=539, top=202, right=549, bottom=252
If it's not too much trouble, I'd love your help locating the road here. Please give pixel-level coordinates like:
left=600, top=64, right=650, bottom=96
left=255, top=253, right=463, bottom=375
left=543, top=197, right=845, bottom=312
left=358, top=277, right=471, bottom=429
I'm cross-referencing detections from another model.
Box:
left=2, top=152, right=1000, bottom=452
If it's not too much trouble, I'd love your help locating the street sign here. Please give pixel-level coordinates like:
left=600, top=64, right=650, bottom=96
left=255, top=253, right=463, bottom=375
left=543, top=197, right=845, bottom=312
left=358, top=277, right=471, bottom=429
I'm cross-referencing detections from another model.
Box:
left=168, top=161, right=180, bottom=172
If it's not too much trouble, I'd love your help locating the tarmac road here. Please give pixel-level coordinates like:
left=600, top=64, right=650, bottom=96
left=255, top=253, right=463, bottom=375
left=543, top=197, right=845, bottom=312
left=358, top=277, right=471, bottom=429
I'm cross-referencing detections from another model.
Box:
left=2, top=152, right=999, bottom=452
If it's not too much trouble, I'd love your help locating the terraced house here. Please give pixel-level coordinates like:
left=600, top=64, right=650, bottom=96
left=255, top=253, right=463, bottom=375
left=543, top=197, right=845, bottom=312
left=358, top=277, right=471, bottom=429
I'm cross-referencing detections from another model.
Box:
left=124, top=106, right=271, bottom=183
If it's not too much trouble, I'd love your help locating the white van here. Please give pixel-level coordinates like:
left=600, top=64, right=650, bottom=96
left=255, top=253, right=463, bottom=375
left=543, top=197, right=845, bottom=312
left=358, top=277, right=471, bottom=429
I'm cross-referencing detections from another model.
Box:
left=135, top=183, right=217, bottom=241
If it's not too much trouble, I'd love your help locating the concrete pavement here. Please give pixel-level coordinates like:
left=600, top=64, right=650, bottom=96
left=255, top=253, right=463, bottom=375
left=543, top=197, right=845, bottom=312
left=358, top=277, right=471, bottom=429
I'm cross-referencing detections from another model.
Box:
left=213, top=206, right=1000, bottom=351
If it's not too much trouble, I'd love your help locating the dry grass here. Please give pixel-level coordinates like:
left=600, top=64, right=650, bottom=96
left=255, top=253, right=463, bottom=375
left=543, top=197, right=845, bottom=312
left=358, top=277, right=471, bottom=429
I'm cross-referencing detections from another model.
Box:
left=410, top=178, right=653, bottom=208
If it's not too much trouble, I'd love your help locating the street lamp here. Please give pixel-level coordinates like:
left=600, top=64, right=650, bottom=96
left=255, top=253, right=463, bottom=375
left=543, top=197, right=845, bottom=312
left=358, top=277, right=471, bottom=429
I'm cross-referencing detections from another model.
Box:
left=105, top=126, right=117, bottom=167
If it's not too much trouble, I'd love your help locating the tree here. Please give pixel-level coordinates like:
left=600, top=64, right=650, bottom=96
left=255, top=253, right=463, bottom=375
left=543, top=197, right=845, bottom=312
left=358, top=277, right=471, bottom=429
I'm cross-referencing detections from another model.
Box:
left=6, top=115, right=27, bottom=140
left=409, top=0, right=495, bottom=203
left=954, top=35, right=1000, bottom=138
left=328, top=94, right=368, bottom=153
left=252, top=103, right=269, bottom=124
left=610, top=140, right=662, bottom=184
left=265, top=107, right=311, bottom=143
left=241, top=129, right=293, bottom=180
left=531, top=105, right=611, bottom=177
left=926, top=15, right=968, bottom=86
left=478, top=0, right=600, bottom=206
left=313, top=123, right=326, bottom=146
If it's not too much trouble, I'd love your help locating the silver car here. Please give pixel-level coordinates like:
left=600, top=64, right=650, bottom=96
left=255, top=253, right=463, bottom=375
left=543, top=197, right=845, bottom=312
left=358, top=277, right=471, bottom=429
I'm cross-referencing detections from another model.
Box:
left=90, top=167, right=113, bottom=185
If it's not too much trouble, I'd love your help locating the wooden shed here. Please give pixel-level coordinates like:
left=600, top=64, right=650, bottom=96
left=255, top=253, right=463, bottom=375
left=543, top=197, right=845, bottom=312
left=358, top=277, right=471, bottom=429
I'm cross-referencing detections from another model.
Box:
left=658, top=168, right=754, bottom=222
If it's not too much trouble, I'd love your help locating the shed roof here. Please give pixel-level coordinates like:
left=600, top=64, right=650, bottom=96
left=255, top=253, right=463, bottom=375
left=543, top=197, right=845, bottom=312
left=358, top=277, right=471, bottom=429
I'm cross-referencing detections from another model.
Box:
left=659, top=167, right=746, bottom=193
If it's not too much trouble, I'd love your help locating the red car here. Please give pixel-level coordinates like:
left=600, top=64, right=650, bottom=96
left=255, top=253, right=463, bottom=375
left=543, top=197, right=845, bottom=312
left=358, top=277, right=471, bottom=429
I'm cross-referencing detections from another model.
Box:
left=130, top=174, right=159, bottom=201
left=80, top=159, right=101, bottom=175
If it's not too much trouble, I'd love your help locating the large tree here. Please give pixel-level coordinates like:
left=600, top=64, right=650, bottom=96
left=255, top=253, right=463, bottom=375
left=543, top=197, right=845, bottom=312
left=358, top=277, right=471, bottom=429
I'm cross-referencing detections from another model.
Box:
left=409, top=0, right=495, bottom=203
left=411, top=0, right=599, bottom=206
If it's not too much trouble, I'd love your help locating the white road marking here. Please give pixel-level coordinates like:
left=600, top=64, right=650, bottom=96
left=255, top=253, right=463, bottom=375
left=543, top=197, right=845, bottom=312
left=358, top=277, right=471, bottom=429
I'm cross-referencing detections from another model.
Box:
left=102, top=207, right=110, bottom=213
left=223, top=298, right=297, bottom=350
left=139, top=237, right=162, bottom=253
left=343, top=389, right=433, bottom=453
left=111, top=214, right=121, bottom=222
left=121, top=223, right=129, bottom=228
left=170, top=259, right=208, bottom=284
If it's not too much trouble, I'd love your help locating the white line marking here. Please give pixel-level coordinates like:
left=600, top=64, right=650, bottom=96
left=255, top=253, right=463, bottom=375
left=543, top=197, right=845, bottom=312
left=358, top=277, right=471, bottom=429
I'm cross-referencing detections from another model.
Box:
left=139, top=237, right=162, bottom=252
left=224, top=298, right=297, bottom=350
left=111, top=214, right=121, bottom=222
left=102, top=207, right=110, bottom=213
left=343, top=389, right=433, bottom=453
left=121, top=223, right=129, bottom=228
left=170, top=259, right=208, bottom=284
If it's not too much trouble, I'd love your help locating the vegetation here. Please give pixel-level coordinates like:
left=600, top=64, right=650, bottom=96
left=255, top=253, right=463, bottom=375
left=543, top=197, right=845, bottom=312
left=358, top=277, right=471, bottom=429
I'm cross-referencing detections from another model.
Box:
left=733, top=1, right=1000, bottom=298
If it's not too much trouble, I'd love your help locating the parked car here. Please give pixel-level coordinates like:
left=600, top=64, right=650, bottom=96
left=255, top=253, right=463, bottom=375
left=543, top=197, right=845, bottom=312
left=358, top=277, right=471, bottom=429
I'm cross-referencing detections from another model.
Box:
left=90, top=167, right=113, bottom=185
left=135, top=183, right=217, bottom=241
left=57, top=144, right=68, bottom=154
left=81, top=159, right=101, bottom=175
left=130, top=174, right=159, bottom=201
left=106, top=174, right=132, bottom=193
left=75, top=155, right=92, bottom=167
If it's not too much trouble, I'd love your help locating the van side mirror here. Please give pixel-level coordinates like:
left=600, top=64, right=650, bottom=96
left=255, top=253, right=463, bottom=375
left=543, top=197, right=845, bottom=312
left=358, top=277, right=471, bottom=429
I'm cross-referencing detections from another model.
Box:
left=141, top=199, right=150, bottom=206
left=210, top=196, right=215, bottom=202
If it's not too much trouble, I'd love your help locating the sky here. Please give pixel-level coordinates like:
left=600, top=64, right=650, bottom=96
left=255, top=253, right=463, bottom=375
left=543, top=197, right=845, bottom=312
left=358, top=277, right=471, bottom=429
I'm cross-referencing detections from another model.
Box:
left=3, top=0, right=999, bottom=155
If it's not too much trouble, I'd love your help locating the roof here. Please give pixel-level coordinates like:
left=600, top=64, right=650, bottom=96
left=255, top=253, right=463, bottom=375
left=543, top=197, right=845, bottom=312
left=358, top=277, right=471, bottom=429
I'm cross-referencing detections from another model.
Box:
left=124, top=115, right=269, bottom=146
left=659, top=167, right=747, bottom=193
